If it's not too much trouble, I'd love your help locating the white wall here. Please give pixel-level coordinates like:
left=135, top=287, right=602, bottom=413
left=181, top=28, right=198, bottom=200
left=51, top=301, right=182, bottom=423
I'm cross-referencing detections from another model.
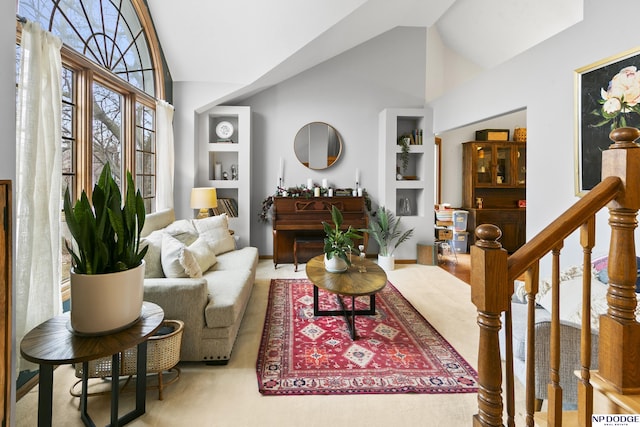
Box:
left=238, top=27, right=427, bottom=257
left=171, top=81, right=244, bottom=220
left=430, top=0, right=639, bottom=269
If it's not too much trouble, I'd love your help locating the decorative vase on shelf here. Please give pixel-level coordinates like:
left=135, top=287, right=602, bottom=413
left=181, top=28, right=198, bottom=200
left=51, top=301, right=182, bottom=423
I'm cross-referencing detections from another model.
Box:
left=324, top=254, right=348, bottom=273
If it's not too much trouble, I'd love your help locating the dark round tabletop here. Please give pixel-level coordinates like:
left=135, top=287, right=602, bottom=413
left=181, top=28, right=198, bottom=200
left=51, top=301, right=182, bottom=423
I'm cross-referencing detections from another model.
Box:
left=20, top=301, right=164, bottom=365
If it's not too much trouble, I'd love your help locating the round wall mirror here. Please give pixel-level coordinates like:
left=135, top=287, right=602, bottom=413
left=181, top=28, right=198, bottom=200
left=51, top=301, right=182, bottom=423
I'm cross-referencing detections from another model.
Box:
left=294, top=122, right=343, bottom=170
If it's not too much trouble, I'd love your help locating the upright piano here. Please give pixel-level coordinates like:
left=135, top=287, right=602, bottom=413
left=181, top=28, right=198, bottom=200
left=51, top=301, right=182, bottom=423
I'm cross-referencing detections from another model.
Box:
left=272, top=196, right=368, bottom=268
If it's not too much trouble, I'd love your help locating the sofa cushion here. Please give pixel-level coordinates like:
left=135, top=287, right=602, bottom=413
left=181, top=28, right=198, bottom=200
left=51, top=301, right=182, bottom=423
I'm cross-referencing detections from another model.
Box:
left=214, top=247, right=258, bottom=271
left=141, top=229, right=165, bottom=278
left=161, top=234, right=201, bottom=278
left=203, top=269, right=253, bottom=328
left=192, top=214, right=236, bottom=255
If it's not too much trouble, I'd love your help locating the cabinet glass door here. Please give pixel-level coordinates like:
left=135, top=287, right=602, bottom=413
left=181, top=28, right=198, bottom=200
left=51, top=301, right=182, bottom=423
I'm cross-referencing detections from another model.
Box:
left=475, top=144, right=492, bottom=184
left=496, top=146, right=511, bottom=185
left=516, top=145, right=526, bottom=185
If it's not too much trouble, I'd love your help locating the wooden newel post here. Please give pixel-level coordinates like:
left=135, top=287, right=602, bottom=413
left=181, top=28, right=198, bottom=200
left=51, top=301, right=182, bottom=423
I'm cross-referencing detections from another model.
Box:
left=599, top=127, right=640, bottom=393
left=471, top=224, right=510, bottom=427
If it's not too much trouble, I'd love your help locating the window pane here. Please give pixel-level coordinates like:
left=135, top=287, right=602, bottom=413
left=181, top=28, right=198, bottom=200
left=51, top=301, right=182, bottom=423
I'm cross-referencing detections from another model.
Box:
left=62, top=139, right=73, bottom=174
left=144, top=152, right=155, bottom=174
left=92, top=82, right=122, bottom=187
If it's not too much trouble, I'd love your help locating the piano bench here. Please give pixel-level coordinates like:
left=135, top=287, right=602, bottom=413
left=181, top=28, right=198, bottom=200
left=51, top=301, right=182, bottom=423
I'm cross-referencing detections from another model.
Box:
left=294, top=237, right=324, bottom=272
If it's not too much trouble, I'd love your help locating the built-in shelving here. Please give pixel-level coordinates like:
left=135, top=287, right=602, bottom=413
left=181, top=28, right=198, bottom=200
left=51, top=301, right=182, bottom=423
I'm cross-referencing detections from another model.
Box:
left=378, top=107, right=435, bottom=259
left=196, top=106, right=251, bottom=247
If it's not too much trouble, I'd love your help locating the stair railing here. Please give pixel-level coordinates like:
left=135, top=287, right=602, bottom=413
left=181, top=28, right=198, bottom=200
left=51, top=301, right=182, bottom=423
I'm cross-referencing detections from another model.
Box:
left=471, top=127, right=640, bottom=426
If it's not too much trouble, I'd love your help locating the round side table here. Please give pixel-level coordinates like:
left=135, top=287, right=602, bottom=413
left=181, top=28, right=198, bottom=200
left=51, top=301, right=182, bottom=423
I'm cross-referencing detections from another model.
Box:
left=20, top=301, right=164, bottom=427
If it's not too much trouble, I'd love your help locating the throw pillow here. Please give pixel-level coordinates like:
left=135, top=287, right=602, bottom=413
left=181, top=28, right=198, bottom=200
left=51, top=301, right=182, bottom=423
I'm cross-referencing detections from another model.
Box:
left=161, top=234, right=202, bottom=278
left=188, top=236, right=217, bottom=273
left=164, top=219, right=198, bottom=246
left=531, top=265, right=585, bottom=303
left=538, top=276, right=609, bottom=328
left=589, top=256, right=640, bottom=292
left=192, top=214, right=236, bottom=255
left=140, top=229, right=165, bottom=278
left=568, top=280, right=609, bottom=331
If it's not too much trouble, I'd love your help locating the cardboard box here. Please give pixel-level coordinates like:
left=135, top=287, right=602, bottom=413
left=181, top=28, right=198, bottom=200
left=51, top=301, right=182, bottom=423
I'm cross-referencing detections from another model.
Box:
left=476, top=129, right=510, bottom=141
left=417, top=243, right=438, bottom=265
left=435, top=227, right=453, bottom=240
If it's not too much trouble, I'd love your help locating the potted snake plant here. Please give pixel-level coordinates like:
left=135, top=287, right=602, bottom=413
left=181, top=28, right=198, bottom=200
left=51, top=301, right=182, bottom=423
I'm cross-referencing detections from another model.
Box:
left=64, top=162, right=148, bottom=335
left=322, top=205, right=363, bottom=273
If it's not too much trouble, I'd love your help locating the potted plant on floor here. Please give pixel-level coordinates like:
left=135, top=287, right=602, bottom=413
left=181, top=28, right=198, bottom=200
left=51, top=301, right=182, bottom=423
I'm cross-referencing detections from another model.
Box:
left=64, top=162, right=148, bottom=335
left=322, top=205, right=363, bottom=273
left=363, top=206, right=414, bottom=271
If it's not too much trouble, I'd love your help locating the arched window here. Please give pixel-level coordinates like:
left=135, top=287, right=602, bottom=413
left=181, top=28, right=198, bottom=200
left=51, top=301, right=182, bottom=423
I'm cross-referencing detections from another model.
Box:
left=17, top=0, right=166, bottom=287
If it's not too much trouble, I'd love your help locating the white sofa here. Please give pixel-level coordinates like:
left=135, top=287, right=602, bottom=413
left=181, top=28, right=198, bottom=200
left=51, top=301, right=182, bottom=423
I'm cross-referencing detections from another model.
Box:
left=140, top=209, right=258, bottom=364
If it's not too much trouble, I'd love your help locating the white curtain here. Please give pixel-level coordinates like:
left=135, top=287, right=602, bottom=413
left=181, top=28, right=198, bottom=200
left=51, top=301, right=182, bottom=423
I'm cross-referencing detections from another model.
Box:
left=156, top=100, right=175, bottom=211
left=15, top=22, right=63, bottom=371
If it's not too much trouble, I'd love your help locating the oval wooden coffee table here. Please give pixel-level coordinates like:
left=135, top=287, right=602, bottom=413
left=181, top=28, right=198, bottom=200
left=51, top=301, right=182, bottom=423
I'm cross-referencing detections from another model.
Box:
left=305, top=255, right=387, bottom=340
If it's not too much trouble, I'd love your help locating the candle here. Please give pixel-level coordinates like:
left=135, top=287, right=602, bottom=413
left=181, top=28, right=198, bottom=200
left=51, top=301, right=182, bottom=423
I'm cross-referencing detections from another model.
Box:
left=321, top=178, right=328, bottom=189
left=357, top=187, right=363, bottom=197
left=355, top=168, right=360, bottom=185
left=314, top=187, right=320, bottom=197
left=307, top=178, right=313, bottom=190
left=215, top=162, right=222, bottom=180
left=328, top=188, right=333, bottom=197
left=279, top=158, right=284, bottom=181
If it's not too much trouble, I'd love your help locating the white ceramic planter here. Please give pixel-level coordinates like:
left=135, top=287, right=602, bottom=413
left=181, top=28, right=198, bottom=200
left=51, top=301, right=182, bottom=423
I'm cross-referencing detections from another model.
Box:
left=377, top=254, right=395, bottom=272
left=70, top=261, right=145, bottom=336
left=324, top=254, right=348, bottom=273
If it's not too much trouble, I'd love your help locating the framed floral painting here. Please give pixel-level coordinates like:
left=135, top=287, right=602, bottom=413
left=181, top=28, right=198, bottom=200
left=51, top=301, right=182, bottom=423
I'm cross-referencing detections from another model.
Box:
left=575, top=47, right=640, bottom=195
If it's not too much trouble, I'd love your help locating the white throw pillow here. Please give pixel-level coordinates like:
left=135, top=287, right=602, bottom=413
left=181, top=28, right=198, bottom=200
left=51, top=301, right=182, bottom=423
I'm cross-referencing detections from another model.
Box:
left=161, top=234, right=202, bottom=278
left=538, top=276, right=609, bottom=328
left=188, top=236, right=217, bottom=273
left=192, top=214, right=236, bottom=255
left=164, top=219, right=198, bottom=245
left=140, top=229, right=165, bottom=278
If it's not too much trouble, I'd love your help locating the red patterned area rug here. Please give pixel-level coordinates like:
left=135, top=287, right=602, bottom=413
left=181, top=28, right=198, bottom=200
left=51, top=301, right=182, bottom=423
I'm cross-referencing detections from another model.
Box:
left=256, top=278, right=478, bottom=395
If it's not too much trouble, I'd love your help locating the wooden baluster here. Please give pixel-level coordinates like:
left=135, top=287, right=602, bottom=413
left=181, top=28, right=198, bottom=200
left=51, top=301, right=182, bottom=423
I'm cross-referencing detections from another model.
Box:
left=578, top=217, right=595, bottom=427
left=504, top=298, right=514, bottom=427
left=524, top=263, right=539, bottom=427
left=599, top=127, right=640, bottom=392
left=471, top=224, right=509, bottom=427
left=547, top=245, right=563, bottom=426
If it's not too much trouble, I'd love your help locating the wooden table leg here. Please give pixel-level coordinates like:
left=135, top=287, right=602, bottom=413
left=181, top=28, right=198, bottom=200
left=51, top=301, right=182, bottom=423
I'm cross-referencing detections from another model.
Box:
left=38, top=364, right=53, bottom=427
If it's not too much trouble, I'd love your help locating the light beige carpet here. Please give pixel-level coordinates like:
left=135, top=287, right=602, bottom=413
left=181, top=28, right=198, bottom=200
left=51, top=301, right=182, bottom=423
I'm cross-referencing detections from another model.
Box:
left=15, top=260, right=525, bottom=426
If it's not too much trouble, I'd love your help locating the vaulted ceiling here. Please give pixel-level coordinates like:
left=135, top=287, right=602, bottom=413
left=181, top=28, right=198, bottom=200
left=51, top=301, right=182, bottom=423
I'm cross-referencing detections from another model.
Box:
left=147, top=0, right=583, bottom=102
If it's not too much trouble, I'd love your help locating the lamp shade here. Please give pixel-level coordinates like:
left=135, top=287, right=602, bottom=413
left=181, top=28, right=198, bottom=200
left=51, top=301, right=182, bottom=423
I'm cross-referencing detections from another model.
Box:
left=190, top=187, right=218, bottom=209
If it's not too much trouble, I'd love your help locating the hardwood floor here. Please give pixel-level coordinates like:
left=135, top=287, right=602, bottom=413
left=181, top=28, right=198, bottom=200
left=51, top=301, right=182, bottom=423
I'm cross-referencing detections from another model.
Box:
left=438, top=253, right=471, bottom=284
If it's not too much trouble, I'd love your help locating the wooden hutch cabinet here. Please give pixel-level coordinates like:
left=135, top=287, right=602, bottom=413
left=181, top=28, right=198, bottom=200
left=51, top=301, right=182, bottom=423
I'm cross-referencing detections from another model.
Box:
left=462, top=141, right=526, bottom=253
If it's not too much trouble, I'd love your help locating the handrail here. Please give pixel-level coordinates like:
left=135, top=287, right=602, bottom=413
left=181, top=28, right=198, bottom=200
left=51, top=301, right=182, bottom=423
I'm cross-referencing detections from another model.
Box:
left=506, top=175, right=622, bottom=282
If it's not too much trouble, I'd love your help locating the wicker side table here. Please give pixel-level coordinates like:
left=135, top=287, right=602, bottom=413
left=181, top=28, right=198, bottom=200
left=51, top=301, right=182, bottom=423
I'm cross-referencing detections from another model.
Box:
left=72, top=319, right=184, bottom=400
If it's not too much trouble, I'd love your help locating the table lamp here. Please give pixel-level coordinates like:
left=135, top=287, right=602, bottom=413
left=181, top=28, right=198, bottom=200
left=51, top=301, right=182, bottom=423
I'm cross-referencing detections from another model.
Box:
left=190, top=187, right=218, bottom=219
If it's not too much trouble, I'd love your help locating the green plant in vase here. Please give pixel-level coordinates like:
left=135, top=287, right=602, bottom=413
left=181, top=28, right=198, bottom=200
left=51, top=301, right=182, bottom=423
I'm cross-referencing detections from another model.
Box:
left=362, top=206, right=414, bottom=271
left=322, top=205, right=363, bottom=272
left=63, top=162, right=148, bottom=335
